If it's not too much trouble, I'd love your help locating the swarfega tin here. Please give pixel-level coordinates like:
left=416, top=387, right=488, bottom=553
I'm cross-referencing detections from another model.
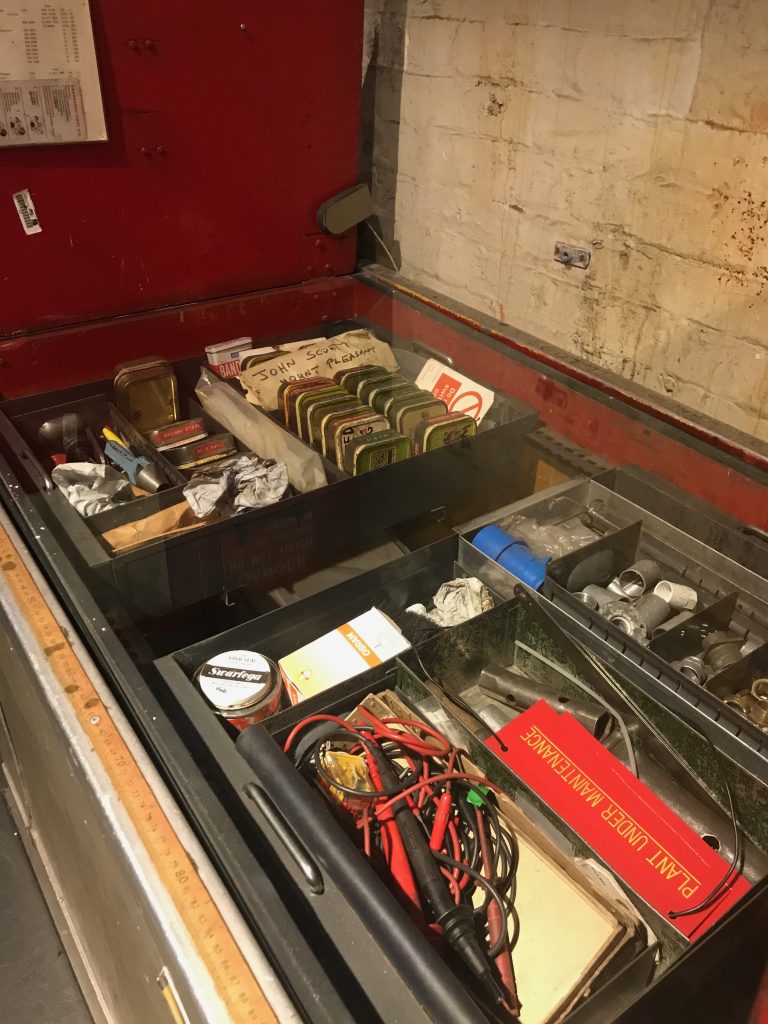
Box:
left=195, top=650, right=283, bottom=730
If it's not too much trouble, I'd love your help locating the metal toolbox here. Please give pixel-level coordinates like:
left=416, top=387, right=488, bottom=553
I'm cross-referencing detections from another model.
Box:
left=459, top=477, right=768, bottom=780
left=0, top=347, right=537, bottom=618
left=157, top=582, right=768, bottom=1023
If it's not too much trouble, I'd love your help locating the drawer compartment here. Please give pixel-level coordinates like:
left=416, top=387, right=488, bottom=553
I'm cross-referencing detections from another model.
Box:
left=0, top=335, right=538, bottom=617
left=459, top=478, right=768, bottom=779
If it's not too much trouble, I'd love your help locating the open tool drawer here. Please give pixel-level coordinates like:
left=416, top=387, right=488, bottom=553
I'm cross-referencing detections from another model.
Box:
left=156, top=581, right=768, bottom=1024
left=155, top=533, right=504, bottom=729
left=0, top=340, right=538, bottom=618
left=459, top=479, right=768, bottom=781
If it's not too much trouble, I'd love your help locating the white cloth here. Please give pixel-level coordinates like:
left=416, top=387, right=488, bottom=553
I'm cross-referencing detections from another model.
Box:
left=52, top=462, right=135, bottom=517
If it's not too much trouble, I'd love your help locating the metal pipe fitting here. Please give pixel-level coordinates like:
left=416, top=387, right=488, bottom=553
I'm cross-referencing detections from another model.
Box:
left=477, top=664, right=611, bottom=738
left=573, top=591, right=599, bottom=611
left=675, top=654, right=706, bottom=685
left=651, top=609, right=694, bottom=640
left=653, top=580, right=698, bottom=611
left=751, top=678, right=768, bottom=703
left=618, top=559, right=661, bottom=598
left=741, top=637, right=763, bottom=658
left=723, top=690, right=757, bottom=716
left=578, top=584, right=625, bottom=611
left=702, top=631, right=743, bottom=673
left=634, top=593, right=672, bottom=632
left=581, top=499, right=618, bottom=535
left=607, top=576, right=628, bottom=597
left=748, top=702, right=768, bottom=730
left=604, top=601, right=648, bottom=642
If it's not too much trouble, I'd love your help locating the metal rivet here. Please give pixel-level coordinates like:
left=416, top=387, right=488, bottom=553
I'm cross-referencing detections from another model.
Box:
left=89, top=714, right=100, bottom=725
left=139, top=146, right=152, bottom=157
left=324, top=263, right=333, bottom=273
left=155, top=145, right=166, bottom=156
left=128, top=39, right=140, bottom=51
left=321, top=314, right=329, bottom=323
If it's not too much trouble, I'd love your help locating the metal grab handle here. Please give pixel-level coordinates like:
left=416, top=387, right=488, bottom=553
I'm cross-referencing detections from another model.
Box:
left=0, top=408, right=53, bottom=492
left=243, top=781, right=324, bottom=895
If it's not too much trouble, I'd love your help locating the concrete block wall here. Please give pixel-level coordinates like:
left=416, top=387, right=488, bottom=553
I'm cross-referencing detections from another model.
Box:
left=364, top=0, right=768, bottom=441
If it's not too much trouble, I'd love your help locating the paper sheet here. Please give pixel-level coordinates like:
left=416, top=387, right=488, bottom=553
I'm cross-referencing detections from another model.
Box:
left=0, top=1, right=106, bottom=145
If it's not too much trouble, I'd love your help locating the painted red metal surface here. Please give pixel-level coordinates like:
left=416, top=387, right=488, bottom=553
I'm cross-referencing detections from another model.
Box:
left=0, top=277, right=357, bottom=397
left=350, top=279, right=768, bottom=529
left=0, top=1, right=363, bottom=336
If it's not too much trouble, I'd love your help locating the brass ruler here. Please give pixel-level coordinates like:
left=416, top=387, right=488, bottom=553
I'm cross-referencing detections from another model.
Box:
left=0, top=524, right=278, bottom=1024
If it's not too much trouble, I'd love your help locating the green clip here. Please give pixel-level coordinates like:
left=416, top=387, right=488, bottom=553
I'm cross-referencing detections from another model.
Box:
left=467, top=785, right=489, bottom=807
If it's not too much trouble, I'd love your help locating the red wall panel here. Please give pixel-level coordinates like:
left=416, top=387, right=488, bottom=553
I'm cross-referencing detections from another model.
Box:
left=0, top=1, right=363, bottom=335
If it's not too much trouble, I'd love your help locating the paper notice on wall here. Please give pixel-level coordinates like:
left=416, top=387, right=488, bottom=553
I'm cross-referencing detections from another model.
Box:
left=415, top=358, right=496, bottom=423
left=0, top=2, right=106, bottom=146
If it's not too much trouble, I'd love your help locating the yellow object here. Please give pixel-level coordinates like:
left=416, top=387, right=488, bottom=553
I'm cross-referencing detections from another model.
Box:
left=102, top=425, right=128, bottom=448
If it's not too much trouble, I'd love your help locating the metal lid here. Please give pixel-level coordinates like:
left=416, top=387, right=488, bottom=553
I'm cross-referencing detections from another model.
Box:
left=2, top=6, right=362, bottom=337
left=196, top=650, right=276, bottom=712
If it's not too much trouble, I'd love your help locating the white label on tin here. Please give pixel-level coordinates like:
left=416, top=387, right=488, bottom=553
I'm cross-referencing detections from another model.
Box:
left=13, top=189, right=41, bottom=234
left=198, top=650, right=272, bottom=712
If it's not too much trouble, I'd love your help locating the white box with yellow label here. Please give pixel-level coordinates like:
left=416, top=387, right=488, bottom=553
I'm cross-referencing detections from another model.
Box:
left=279, top=608, right=411, bottom=704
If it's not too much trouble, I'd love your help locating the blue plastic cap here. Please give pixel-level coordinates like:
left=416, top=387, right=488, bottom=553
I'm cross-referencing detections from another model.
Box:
left=471, top=524, right=519, bottom=561
left=497, top=542, right=550, bottom=590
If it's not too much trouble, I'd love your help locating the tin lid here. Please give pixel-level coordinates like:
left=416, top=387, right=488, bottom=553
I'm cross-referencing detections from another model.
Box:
left=196, top=650, right=276, bottom=711
left=114, top=358, right=180, bottom=433
left=205, top=337, right=254, bottom=357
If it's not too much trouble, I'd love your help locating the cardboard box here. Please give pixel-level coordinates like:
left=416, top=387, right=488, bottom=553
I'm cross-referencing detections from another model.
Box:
left=279, top=607, right=411, bottom=704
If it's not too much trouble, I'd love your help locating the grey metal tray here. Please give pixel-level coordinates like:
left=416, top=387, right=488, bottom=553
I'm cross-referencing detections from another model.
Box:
left=458, top=478, right=768, bottom=781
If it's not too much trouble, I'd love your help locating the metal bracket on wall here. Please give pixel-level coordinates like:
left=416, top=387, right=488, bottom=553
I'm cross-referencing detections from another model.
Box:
left=554, top=242, right=591, bottom=269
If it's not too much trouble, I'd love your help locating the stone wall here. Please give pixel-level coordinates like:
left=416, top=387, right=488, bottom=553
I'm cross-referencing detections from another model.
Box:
left=364, top=0, right=768, bottom=440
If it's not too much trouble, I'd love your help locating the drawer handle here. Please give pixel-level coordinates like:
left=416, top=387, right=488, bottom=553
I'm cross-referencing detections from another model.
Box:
left=243, top=782, right=324, bottom=895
